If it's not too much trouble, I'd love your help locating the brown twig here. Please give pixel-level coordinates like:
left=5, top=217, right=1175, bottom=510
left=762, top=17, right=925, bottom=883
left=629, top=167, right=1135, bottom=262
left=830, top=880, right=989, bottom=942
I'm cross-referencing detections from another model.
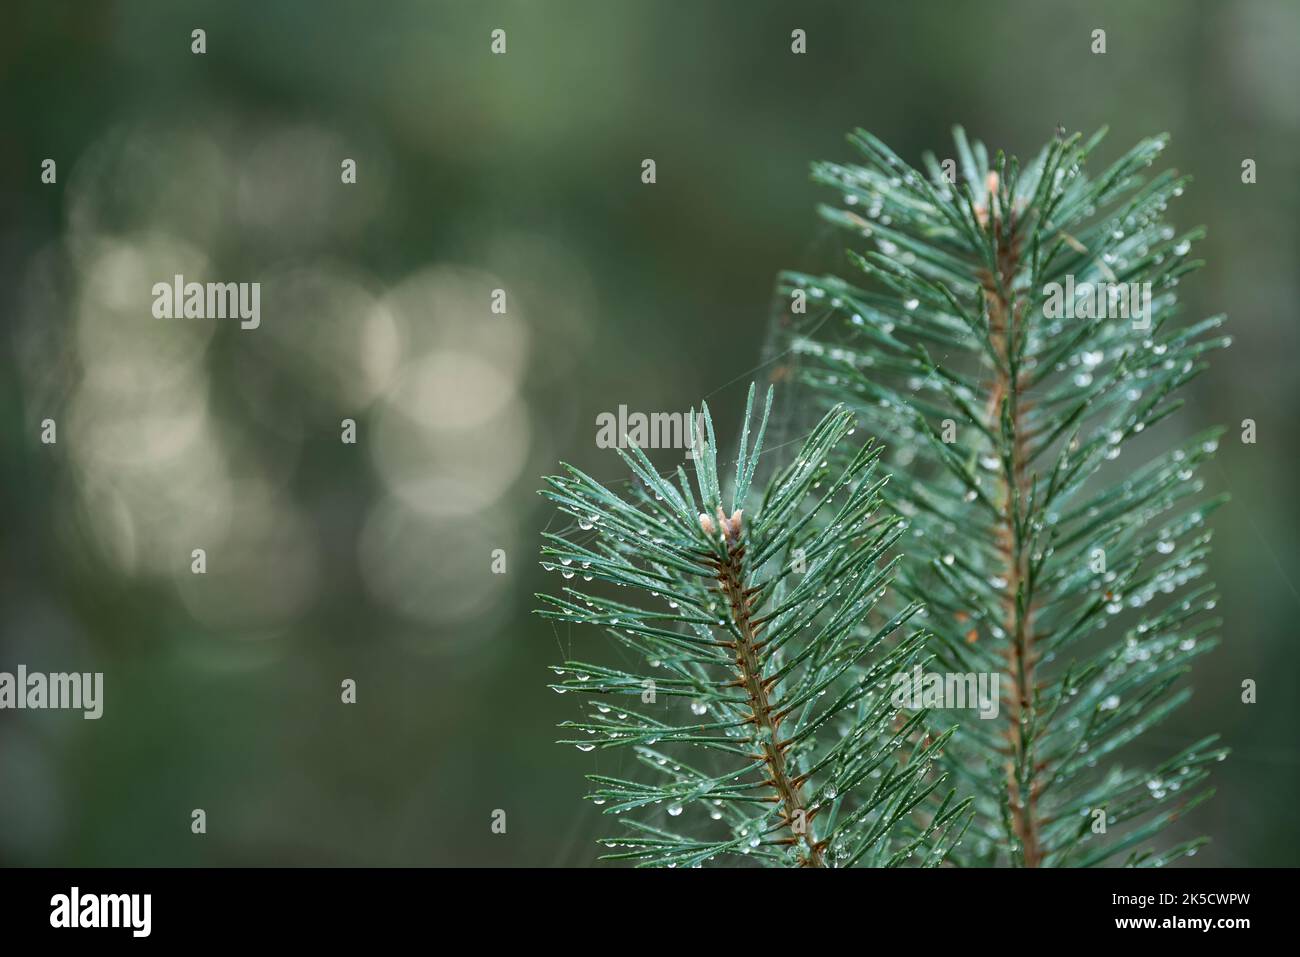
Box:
left=710, top=537, right=825, bottom=867
left=981, top=198, right=1044, bottom=867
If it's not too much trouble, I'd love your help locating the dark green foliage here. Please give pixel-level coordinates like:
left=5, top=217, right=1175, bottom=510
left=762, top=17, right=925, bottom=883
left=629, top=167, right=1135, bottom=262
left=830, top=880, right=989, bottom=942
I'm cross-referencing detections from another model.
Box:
left=774, top=127, right=1229, bottom=866
left=538, top=386, right=971, bottom=866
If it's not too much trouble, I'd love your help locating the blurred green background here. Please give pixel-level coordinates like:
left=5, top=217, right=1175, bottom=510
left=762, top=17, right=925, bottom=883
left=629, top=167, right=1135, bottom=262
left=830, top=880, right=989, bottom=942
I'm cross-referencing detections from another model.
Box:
left=1, top=0, right=1296, bottom=866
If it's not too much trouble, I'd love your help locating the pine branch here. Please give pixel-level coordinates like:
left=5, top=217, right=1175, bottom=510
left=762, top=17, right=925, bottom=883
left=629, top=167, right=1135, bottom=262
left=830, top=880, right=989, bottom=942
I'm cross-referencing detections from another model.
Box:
left=538, top=384, right=972, bottom=866
left=777, top=127, right=1229, bottom=867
